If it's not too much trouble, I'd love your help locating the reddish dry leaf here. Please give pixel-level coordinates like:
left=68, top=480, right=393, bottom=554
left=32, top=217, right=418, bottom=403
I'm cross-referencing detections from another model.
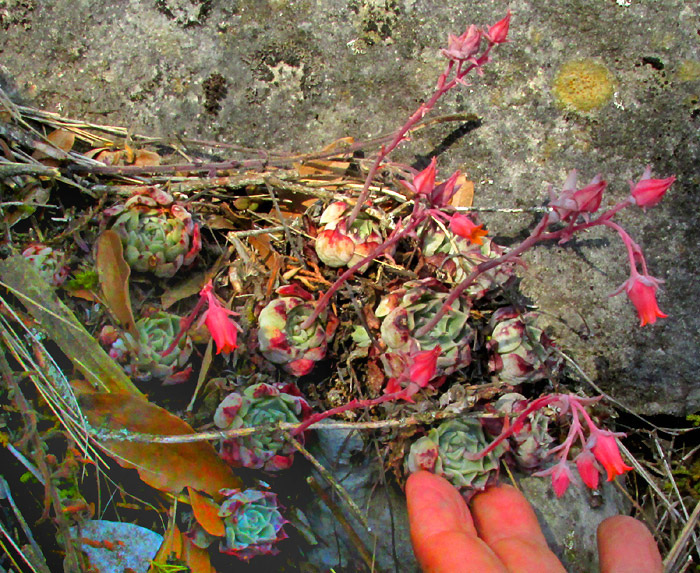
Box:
left=149, top=522, right=183, bottom=572
left=248, top=233, right=283, bottom=272
left=47, top=128, right=76, bottom=152
left=182, top=537, right=216, bottom=573
left=80, top=392, right=242, bottom=496
left=96, top=230, right=137, bottom=335
left=133, top=149, right=161, bottom=167
left=449, top=175, right=475, bottom=209
left=188, top=487, right=225, bottom=537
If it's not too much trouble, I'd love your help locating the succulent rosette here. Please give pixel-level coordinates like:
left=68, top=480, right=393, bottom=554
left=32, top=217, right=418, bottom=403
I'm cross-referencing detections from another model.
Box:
left=214, top=382, right=312, bottom=471
left=257, top=285, right=338, bottom=376
left=487, top=307, right=561, bottom=384
left=219, top=488, right=288, bottom=560
left=21, top=243, right=69, bottom=287
left=106, top=187, right=201, bottom=277
left=314, top=201, right=382, bottom=271
left=493, top=393, right=554, bottom=470
left=376, top=278, right=473, bottom=382
left=420, top=220, right=512, bottom=298
left=406, top=418, right=501, bottom=490
left=99, top=311, right=193, bottom=383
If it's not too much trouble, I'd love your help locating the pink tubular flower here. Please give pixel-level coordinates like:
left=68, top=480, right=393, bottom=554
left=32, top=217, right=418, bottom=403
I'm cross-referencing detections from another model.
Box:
left=200, top=282, right=241, bottom=354
left=551, top=462, right=573, bottom=498
left=409, top=346, right=442, bottom=387
left=590, top=430, right=633, bottom=481
left=613, top=272, right=667, bottom=326
left=575, top=450, right=600, bottom=490
left=413, top=158, right=437, bottom=196
left=449, top=213, right=488, bottom=245
left=572, top=175, right=606, bottom=213
left=442, top=25, right=482, bottom=61
left=629, top=165, right=675, bottom=209
left=486, top=11, right=511, bottom=44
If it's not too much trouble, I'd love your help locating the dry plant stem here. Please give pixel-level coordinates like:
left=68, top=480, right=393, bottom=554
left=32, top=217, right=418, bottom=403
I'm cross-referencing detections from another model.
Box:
left=283, top=431, right=370, bottom=531
left=0, top=352, right=85, bottom=572
left=306, top=476, right=376, bottom=570
left=664, top=500, right=700, bottom=572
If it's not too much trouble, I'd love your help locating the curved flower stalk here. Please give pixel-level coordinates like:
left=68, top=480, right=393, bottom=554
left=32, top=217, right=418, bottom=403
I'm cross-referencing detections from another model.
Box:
left=257, top=284, right=338, bottom=376
left=491, top=393, right=554, bottom=470
left=187, top=488, right=288, bottom=560
left=376, top=278, right=473, bottom=382
left=214, top=381, right=312, bottom=471
left=315, top=201, right=383, bottom=271
left=406, top=417, right=502, bottom=491
left=420, top=219, right=512, bottom=298
left=21, top=243, right=69, bottom=287
left=106, top=187, right=201, bottom=277
left=100, top=311, right=193, bottom=383
left=487, top=307, right=561, bottom=384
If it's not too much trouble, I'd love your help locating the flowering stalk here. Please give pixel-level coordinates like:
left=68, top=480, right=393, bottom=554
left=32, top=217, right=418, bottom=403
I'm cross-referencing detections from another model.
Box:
left=344, top=12, right=510, bottom=228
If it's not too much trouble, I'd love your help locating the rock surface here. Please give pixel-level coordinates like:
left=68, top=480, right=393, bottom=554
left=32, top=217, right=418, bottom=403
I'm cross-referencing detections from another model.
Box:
left=2, top=1, right=698, bottom=415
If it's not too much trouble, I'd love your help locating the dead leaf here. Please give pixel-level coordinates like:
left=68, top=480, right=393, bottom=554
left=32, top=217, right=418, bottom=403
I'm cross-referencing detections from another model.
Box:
left=188, top=487, right=225, bottom=537
left=0, top=255, right=142, bottom=396
left=248, top=233, right=282, bottom=272
left=133, top=149, right=161, bottom=167
left=47, top=128, right=75, bottom=152
left=161, top=272, right=206, bottom=310
left=96, top=230, right=137, bottom=335
left=80, top=392, right=242, bottom=496
left=150, top=523, right=183, bottom=571
left=449, top=174, right=475, bottom=209
left=182, top=536, right=215, bottom=573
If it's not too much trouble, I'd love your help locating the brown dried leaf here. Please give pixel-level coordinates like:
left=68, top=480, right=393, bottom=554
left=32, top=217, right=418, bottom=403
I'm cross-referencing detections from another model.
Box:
left=188, top=487, right=225, bottom=537
left=149, top=522, right=183, bottom=571
left=133, top=149, right=161, bottom=167
left=182, top=537, right=216, bottom=573
left=161, top=272, right=206, bottom=310
left=449, top=175, right=475, bottom=209
left=47, top=128, right=75, bottom=152
left=96, top=230, right=137, bottom=335
left=80, top=392, right=242, bottom=496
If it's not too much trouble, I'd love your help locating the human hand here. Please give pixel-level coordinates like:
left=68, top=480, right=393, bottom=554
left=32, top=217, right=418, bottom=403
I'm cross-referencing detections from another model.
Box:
left=406, top=471, right=663, bottom=572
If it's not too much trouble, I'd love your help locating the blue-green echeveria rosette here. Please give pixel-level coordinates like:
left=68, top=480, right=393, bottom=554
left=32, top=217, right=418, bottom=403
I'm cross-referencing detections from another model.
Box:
left=406, top=417, right=502, bottom=491
left=99, top=311, right=193, bottom=384
left=376, top=278, right=474, bottom=383
left=105, top=187, right=201, bottom=278
left=214, top=382, right=312, bottom=471
left=219, top=488, right=288, bottom=560
left=257, top=284, right=338, bottom=376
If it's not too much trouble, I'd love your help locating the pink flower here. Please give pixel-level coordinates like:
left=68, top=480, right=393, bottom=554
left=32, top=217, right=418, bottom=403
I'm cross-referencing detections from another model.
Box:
left=575, top=450, right=600, bottom=490
left=413, top=158, right=437, bottom=196
left=200, top=282, right=241, bottom=354
left=486, top=11, right=511, bottom=44
left=409, top=346, right=442, bottom=387
left=449, top=213, right=488, bottom=245
left=572, top=175, right=606, bottom=213
left=590, top=430, right=633, bottom=481
left=629, top=166, right=675, bottom=209
left=442, top=25, right=482, bottom=61
left=613, top=272, right=667, bottom=326
left=534, top=460, right=572, bottom=497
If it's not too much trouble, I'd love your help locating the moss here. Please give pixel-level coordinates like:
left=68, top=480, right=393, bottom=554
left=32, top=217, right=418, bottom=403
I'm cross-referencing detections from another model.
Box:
left=553, top=59, right=615, bottom=113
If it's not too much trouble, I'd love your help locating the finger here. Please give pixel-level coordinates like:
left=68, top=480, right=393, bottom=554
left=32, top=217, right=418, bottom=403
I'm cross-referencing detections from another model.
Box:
left=470, top=484, right=566, bottom=573
left=406, top=471, right=506, bottom=572
left=598, top=516, right=663, bottom=573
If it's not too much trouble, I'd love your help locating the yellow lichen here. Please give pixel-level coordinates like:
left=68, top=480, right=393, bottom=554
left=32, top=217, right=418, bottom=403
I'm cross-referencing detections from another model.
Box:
left=553, top=59, right=615, bottom=112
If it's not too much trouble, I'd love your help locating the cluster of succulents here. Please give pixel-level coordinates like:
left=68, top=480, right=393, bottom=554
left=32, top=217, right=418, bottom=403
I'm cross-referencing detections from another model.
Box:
left=314, top=201, right=383, bottom=271
left=21, top=243, right=70, bottom=287
left=487, top=307, right=561, bottom=384
left=257, top=285, right=338, bottom=377
left=105, top=187, right=201, bottom=278
left=420, top=219, right=512, bottom=298
left=99, top=311, right=193, bottom=384
left=187, top=488, right=288, bottom=560
left=406, top=417, right=502, bottom=491
left=376, top=278, right=474, bottom=382
left=214, top=381, right=312, bottom=471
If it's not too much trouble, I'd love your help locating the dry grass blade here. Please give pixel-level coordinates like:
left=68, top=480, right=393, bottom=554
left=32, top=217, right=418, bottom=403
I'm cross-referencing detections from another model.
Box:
left=664, top=500, right=700, bottom=572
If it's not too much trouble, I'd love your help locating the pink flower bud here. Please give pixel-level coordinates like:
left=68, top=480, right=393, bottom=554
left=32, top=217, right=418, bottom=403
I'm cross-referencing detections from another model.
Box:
left=629, top=165, right=675, bottom=209
left=409, top=346, right=442, bottom=387
left=575, top=450, right=600, bottom=490
left=572, top=175, right=606, bottom=213
left=551, top=462, right=573, bottom=498
left=449, top=213, right=488, bottom=245
left=413, top=158, right=437, bottom=196
left=442, top=25, right=482, bottom=61
left=487, top=11, right=511, bottom=44
left=590, top=430, right=633, bottom=481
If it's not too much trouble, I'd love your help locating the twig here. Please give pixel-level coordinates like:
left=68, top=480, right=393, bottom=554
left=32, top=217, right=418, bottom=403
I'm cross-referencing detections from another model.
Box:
left=664, top=500, right=700, bottom=572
